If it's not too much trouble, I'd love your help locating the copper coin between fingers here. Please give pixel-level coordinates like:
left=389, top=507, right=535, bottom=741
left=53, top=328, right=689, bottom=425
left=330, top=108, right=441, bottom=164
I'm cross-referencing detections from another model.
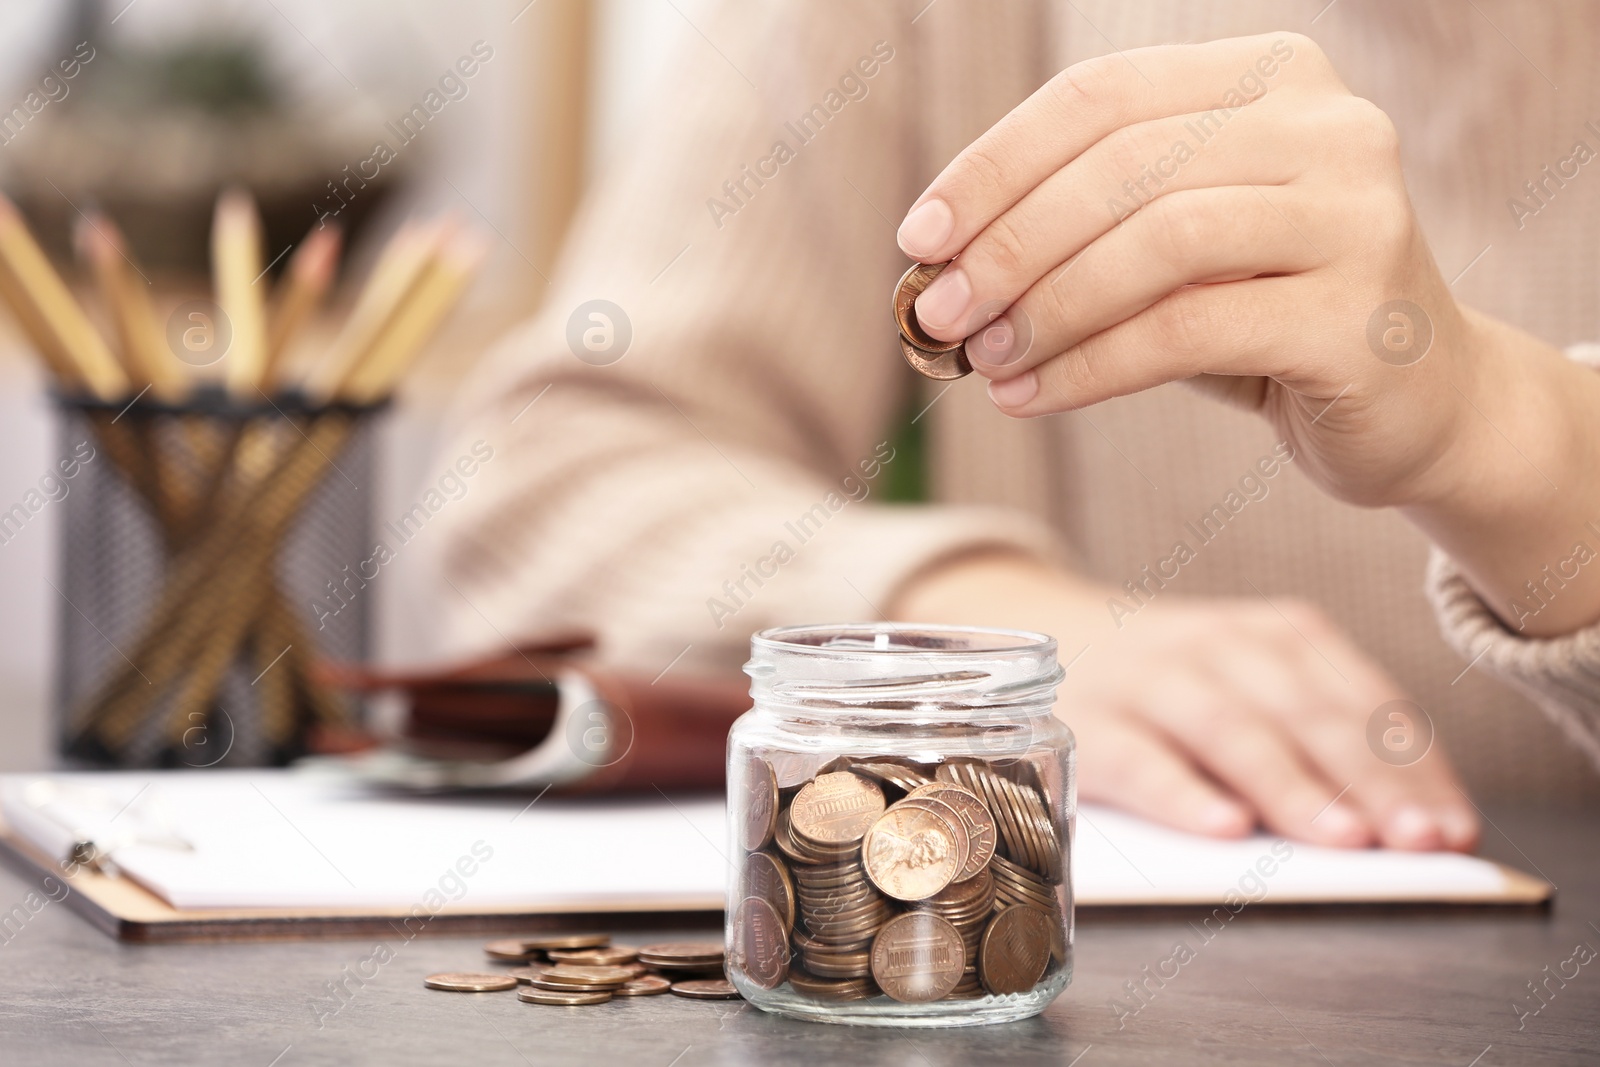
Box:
left=743, top=756, right=780, bottom=852
left=424, top=972, right=519, bottom=992
left=862, top=804, right=962, bottom=901
left=978, top=905, right=1053, bottom=995
left=869, top=912, right=966, bottom=1003
left=670, top=979, right=743, bottom=1000
left=731, top=896, right=791, bottom=990
left=519, top=987, right=613, bottom=1006
left=894, top=262, right=972, bottom=381
left=613, top=974, right=672, bottom=997
left=790, top=771, right=886, bottom=846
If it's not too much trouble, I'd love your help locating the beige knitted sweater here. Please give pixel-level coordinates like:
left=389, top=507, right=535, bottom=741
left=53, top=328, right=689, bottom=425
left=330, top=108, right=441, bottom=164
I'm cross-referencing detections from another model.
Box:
left=424, top=0, right=1600, bottom=803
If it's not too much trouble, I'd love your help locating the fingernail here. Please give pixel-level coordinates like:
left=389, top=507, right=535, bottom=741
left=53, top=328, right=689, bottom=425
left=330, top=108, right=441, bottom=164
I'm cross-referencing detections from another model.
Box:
left=898, top=198, right=954, bottom=259
left=914, top=267, right=971, bottom=331
left=1316, top=802, right=1369, bottom=845
left=1386, top=804, right=1442, bottom=849
left=987, top=370, right=1038, bottom=409
left=968, top=314, right=1021, bottom=367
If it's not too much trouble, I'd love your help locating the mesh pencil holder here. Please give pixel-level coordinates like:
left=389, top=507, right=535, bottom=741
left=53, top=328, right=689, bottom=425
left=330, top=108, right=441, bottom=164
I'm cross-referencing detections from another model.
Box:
left=52, top=388, right=387, bottom=768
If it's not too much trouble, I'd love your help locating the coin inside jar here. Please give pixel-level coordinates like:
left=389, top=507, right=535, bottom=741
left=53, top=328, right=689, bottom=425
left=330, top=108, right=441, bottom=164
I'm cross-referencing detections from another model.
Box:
left=870, top=912, right=966, bottom=1003
left=789, top=772, right=886, bottom=846
left=893, top=261, right=972, bottom=381
left=731, top=896, right=791, bottom=990
left=862, top=803, right=964, bottom=901
left=978, top=905, right=1054, bottom=995
left=743, top=757, right=780, bottom=851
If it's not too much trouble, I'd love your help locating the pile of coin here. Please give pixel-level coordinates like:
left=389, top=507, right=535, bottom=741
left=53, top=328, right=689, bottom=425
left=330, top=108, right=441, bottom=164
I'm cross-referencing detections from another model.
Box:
left=730, top=755, right=1068, bottom=1006
left=425, top=934, right=739, bottom=1006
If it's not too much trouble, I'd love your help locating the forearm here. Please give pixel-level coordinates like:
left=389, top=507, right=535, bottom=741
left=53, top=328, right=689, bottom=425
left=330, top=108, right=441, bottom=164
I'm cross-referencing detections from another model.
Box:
left=1402, top=308, right=1600, bottom=637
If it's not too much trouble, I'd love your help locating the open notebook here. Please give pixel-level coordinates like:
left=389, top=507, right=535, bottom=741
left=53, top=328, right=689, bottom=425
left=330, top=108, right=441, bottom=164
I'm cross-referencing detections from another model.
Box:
left=0, top=770, right=1549, bottom=936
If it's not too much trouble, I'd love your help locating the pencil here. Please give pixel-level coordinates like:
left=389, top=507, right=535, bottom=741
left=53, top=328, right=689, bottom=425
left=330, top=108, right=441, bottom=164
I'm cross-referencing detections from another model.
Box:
left=214, top=189, right=269, bottom=399
left=264, top=224, right=342, bottom=390
left=74, top=212, right=186, bottom=401
left=301, top=217, right=453, bottom=403
left=0, top=193, right=127, bottom=400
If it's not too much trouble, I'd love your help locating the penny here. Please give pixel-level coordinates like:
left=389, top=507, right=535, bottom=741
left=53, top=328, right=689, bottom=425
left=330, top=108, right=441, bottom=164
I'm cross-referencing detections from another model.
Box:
left=869, top=912, right=966, bottom=1003
left=670, top=979, right=743, bottom=1000
left=909, top=782, right=998, bottom=882
left=893, top=262, right=972, bottom=381
left=741, top=852, right=796, bottom=933
left=506, top=964, right=555, bottom=983
left=788, top=971, right=879, bottom=1001
left=540, top=964, right=638, bottom=986
left=547, top=946, right=639, bottom=966
left=895, top=795, right=972, bottom=879
left=424, top=972, right=519, bottom=992
left=614, top=974, right=672, bottom=996
left=978, top=905, right=1053, bottom=995
left=483, top=938, right=543, bottom=962
left=993, top=775, right=1043, bottom=873
left=637, top=941, right=725, bottom=965
left=731, top=896, right=791, bottom=990
left=862, top=803, right=962, bottom=901
left=526, top=977, right=626, bottom=993
left=520, top=932, right=612, bottom=951
left=743, top=756, right=780, bottom=852
left=518, top=987, right=613, bottom=1005
left=790, top=772, right=885, bottom=846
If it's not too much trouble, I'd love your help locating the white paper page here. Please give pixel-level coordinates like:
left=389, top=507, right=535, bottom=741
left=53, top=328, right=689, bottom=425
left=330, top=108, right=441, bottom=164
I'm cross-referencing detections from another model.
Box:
left=0, top=771, right=1514, bottom=910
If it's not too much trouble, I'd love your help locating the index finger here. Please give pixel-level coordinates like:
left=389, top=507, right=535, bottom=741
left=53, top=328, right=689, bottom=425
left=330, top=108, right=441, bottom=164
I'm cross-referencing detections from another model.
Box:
left=895, top=32, right=1334, bottom=262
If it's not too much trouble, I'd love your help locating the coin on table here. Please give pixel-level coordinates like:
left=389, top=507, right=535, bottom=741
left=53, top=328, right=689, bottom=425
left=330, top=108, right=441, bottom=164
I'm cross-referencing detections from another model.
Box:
left=519, top=987, right=613, bottom=1005
left=540, top=964, right=637, bottom=986
left=520, top=932, right=612, bottom=951
left=908, top=782, right=998, bottom=882
left=547, top=946, right=639, bottom=966
left=506, top=964, right=555, bottom=984
left=731, top=896, right=791, bottom=990
left=978, top=905, right=1053, bottom=995
left=869, top=912, right=965, bottom=1003
left=741, top=851, right=796, bottom=932
left=483, top=938, right=543, bottom=962
left=743, top=756, right=780, bottom=852
left=637, top=941, right=725, bottom=967
left=670, top=979, right=743, bottom=1000
left=893, top=262, right=972, bottom=381
left=862, top=804, right=963, bottom=901
left=790, top=771, right=886, bottom=846
left=425, top=972, right=519, bottom=992
left=613, top=974, right=672, bottom=997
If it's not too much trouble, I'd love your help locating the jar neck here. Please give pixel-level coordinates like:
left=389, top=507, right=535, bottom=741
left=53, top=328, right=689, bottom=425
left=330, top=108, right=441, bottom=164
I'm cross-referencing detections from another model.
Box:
left=745, top=623, right=1063, bottom=725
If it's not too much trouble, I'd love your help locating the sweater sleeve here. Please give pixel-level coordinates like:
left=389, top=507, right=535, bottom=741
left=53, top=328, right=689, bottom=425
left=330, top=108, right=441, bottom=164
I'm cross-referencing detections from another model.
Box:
left=1424, top=342, right=1600, bottom=771
left=418, top=0, right=1064, bottom=673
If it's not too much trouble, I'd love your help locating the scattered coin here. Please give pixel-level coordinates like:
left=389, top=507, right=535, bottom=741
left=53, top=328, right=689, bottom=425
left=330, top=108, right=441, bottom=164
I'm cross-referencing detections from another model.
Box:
left=506, top=964, right=555, bottom=984
left=539, top=964, right=638, bottom=987
left=519, top=987, right=614, bottom=1006
left=519, top=932, right=612, bottom=951
left=614, top=975, right=672, bottom=997
left=483, top=939, right=543, bottom=963
left=637, top=941, right=725, bottom=968
left=670, top=979, right=743, bottom=1000
left=425, top=972, right=519, bottom=992
left=547, top=946, right=639, bottom=966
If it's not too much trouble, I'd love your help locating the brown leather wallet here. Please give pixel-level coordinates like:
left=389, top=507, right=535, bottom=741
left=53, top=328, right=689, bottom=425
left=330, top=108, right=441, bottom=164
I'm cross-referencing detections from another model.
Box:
left=314, top=635, right=751, bottom=793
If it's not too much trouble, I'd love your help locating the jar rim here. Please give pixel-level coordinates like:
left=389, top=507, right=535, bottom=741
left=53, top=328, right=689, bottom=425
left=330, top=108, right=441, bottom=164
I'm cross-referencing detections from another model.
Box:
left=752, top=622, right=1055, bottom=658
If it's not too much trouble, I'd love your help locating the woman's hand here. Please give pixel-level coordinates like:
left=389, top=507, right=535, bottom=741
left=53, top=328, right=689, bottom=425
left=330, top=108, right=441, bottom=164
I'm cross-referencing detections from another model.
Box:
left=892, top=552, right=1480, bottom=852
left=898, top=32, right=1600, bottom=638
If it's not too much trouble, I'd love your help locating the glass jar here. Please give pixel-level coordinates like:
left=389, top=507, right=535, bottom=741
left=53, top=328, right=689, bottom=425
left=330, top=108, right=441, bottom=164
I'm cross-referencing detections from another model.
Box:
left=724, top=623, right=1074, bottom=1027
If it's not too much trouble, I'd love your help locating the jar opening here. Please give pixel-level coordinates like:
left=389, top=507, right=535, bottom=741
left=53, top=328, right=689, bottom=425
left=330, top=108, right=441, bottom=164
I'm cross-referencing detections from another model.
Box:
left=747, top=623, right=1062, bottom=713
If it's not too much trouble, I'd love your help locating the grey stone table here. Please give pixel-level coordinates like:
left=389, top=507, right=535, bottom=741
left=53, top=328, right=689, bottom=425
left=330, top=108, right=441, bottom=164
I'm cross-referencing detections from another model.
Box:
left=1, top=806, right=1596, bottom=1066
